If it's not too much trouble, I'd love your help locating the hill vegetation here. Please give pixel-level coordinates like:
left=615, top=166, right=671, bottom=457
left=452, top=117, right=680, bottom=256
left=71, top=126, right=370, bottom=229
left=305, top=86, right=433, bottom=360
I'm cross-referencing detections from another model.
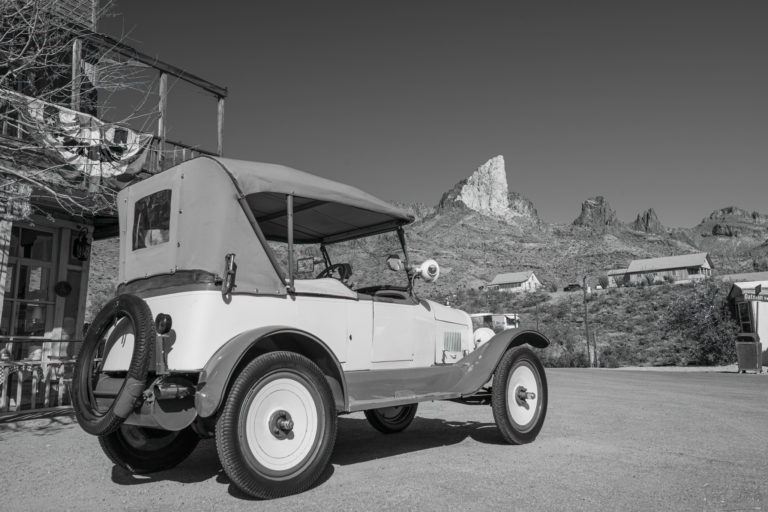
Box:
left=446, top=279, right=739, bottom=368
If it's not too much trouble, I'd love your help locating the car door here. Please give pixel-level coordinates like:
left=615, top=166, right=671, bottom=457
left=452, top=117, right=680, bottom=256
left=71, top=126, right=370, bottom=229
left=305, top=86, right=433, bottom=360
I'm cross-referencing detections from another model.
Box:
left=371, top=296, right=434, bottom=366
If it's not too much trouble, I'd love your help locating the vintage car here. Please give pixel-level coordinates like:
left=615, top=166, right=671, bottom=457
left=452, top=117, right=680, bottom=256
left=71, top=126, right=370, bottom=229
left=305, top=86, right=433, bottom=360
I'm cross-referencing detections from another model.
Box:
left=72, top=157, right=550, bottom=499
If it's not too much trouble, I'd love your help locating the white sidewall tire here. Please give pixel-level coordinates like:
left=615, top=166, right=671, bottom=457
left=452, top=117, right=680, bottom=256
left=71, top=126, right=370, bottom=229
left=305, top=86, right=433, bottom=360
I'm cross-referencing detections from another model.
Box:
left=491, top=346, right=548, bottom=444
left=216, top=351, right=337, bottom=499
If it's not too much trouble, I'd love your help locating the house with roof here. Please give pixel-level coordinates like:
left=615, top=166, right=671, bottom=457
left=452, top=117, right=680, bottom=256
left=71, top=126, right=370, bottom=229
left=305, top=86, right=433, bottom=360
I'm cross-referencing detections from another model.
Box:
left=625, top=253, right=714, bottom=285
left=486, top=271, right=542, bottom=292
left=605, top=268, right=629, bottom=288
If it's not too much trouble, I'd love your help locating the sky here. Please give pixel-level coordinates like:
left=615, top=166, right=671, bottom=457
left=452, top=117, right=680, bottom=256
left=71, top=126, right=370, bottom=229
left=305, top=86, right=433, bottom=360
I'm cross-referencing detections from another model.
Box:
left=100, top=1, right=768, bottom=228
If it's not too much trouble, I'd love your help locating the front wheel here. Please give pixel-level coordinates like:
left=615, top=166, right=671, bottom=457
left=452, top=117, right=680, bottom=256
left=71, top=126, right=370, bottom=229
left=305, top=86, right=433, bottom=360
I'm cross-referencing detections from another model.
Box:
left=215, top=352, right=337, bottom=499
left=491, top=346, right=547, bottom=444
left=98, top=424, right=200, bottom=474
left=364, top=404, right=418, bottom=434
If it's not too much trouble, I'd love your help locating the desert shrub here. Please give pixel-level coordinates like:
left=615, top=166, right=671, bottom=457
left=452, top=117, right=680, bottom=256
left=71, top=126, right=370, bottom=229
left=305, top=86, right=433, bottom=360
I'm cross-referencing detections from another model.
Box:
left=518, top=291, right=550, bottom=308
left=754, top=255, right=768, bottom=272
left=547, top=282, right=558, bottom=293
left=598, top=341, right=637, bottom=368
left=662, top=280, right=739, bottom=365
left=598, top=275, right=609, bottom=289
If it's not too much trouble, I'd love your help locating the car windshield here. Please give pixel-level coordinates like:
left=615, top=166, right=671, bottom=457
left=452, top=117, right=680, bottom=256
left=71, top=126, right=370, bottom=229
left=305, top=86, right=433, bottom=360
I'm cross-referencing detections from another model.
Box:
left=267, top=230, right=409, bottom=290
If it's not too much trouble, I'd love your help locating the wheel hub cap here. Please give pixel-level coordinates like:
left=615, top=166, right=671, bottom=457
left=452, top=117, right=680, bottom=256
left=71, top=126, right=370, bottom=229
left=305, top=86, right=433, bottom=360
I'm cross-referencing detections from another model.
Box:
left=516, top=387, right=536, bottom=403
left=269, top=410, right=295, bottom=439
left=506, top=363, right=540, bottom=430
left=244, top=377, right=319, bottom=472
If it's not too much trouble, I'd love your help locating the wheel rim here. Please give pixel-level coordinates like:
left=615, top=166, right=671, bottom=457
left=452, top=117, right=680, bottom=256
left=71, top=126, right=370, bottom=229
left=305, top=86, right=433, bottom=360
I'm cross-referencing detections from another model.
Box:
left=243, top=375, right=319, bottom=473
left=505, top=361, right=541, bottom=432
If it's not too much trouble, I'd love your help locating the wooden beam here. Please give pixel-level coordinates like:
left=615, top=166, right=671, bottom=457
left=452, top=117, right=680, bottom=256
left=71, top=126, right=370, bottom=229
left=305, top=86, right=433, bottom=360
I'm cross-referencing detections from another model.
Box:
left=158, top=72, right=167, bottom=171
left=217, top=97, right=225, bottom=156
left=71, top=38, right=82, bottom=110
left=82, top=31, right=227, bottom=98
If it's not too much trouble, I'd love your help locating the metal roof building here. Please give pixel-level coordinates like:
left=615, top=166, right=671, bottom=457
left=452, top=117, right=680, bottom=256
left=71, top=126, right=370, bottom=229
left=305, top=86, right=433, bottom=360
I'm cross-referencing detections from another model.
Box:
left=625, top=253, right=713, bottom=284
left=627, top=253, right=713, bottom=273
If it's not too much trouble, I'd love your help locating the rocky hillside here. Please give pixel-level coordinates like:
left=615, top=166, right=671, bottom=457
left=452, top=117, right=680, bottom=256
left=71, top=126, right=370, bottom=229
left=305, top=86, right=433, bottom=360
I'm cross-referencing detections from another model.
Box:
left=87, top=155, right=768, bottom=315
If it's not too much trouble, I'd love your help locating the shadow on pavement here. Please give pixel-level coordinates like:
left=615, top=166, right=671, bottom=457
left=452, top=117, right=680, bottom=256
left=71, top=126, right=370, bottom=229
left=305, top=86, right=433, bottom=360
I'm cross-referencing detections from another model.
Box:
left=110, top=439, right=221, bottom=486
left=332, top=416, right=506, bottom=466
left=109, top=415, right=507, bottom=498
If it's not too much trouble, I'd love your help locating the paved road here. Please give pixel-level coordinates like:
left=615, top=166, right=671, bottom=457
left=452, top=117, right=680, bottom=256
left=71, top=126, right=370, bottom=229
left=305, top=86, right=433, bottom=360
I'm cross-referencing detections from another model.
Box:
left=1, top=369, right=767, bottom=512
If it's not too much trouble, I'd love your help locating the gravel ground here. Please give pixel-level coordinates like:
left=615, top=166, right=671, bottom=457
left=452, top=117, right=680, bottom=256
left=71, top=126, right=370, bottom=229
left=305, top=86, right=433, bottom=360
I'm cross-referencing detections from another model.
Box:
left=1, top=368, right=767, bottom=512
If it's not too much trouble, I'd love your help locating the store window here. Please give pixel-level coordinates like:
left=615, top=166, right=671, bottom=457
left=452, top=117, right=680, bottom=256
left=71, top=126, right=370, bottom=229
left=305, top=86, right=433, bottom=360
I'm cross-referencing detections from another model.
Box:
left=2, top=226, right=56, bottom=358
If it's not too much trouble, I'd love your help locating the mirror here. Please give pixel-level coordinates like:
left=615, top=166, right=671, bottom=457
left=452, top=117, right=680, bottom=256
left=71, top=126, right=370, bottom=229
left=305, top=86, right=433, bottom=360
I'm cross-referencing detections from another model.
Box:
left=297, top=256, right=319, bottom=274
left=386, top=254, right=403, bottom=271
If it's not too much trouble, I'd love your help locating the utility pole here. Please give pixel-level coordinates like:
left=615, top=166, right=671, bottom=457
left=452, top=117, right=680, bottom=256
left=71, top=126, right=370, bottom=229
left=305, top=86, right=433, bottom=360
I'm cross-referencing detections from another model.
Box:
left=583, top=274, right=591, bottom=367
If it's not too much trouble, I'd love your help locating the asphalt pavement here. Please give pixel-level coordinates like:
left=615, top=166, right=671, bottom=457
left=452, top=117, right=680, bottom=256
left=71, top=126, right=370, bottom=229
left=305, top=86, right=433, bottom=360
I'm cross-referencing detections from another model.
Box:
left=1, top=368, right=767, bottom=512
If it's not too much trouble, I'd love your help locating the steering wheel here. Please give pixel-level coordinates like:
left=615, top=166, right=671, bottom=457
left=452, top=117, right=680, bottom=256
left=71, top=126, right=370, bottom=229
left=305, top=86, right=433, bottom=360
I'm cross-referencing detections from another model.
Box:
left=316, top=263, right=352, bottom=281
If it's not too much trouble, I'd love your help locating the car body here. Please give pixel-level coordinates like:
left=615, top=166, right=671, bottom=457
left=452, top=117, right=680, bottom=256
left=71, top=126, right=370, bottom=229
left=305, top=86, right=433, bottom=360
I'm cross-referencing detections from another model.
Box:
left=564, top=283, right=582, bottom=292
left=72, top=156, right=550, bottom=498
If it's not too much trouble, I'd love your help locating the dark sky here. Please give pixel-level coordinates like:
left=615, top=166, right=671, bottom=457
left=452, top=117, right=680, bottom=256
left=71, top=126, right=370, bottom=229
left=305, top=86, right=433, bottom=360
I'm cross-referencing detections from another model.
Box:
left=101, top=1, right=768, bottom=227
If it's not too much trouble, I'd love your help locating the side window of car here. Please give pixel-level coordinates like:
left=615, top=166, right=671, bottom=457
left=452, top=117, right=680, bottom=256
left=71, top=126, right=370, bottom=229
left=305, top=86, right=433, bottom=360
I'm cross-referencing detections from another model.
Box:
left=133, top=189, right=171, bottom=250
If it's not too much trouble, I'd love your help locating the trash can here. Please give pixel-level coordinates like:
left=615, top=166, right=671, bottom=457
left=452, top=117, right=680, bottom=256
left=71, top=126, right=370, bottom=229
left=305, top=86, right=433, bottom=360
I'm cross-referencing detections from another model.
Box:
left=735, top=334, right=762, bottom=373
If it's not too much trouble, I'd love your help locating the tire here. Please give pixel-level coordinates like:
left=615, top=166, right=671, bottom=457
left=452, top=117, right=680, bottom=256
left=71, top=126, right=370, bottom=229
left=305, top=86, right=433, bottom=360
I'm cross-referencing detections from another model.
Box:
left=364, top=404, right=418, bottom=434
left=491, top=346, right=548, bottom=444
left=98, top=425, right=200, bottom=474
left=215, top=352, right=337, bottom=499
left=72, top=294, right=155, bottom=436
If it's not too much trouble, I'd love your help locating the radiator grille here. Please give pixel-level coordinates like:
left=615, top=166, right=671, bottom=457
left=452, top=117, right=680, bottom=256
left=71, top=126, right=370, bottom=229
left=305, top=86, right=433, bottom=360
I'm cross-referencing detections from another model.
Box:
left=443, top=331, right=462, bottom=352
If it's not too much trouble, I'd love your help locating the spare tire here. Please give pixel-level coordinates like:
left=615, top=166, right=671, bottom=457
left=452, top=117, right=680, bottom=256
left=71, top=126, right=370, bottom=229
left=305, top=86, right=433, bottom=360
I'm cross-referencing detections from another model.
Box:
left=72, top=294, right=155, bottom=436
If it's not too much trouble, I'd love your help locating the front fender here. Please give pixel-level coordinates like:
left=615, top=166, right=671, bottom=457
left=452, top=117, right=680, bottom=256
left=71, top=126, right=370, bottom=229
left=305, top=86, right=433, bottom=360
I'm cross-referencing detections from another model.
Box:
left=194, top=326, right=347, bottom=418
left=449, top=329, right=550, bottom=396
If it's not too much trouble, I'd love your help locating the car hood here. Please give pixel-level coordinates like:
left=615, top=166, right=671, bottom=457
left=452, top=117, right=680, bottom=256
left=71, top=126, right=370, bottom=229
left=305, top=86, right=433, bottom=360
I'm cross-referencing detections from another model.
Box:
left=429, top=301, right=471, bottom=326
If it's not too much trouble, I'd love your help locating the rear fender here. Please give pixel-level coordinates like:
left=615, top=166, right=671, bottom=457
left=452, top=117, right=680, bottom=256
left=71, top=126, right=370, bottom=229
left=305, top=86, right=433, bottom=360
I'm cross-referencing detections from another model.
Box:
left=195, top=326, right=347, bottom=417
left=450, top=329, right=550, bottom=396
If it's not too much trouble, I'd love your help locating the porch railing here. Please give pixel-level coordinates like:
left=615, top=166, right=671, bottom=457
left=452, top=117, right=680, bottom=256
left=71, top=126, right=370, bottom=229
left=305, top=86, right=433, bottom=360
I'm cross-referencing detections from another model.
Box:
left=0, top=343, right=82, bottom=414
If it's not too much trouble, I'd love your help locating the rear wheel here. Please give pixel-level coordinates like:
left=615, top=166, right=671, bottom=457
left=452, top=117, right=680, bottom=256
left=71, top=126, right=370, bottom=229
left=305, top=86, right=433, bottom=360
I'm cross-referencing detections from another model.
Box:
left=99, top=425, right=200, bottom=474
left=364, top=404, right=418, bottom=434
left=492, top=346, right=547, bottom=444
left=215, top=352, right=337, bottom=499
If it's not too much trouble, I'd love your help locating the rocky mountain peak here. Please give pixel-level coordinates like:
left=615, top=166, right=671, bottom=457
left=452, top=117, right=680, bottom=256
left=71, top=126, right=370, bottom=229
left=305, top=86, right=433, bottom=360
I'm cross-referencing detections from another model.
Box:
left=632, top=208, right=666, bottom=234
left=708, top=206, right=768, bottom=225
left=573, top=196, right=620, bottom=230
left=439, top=155, right=539, bottom=224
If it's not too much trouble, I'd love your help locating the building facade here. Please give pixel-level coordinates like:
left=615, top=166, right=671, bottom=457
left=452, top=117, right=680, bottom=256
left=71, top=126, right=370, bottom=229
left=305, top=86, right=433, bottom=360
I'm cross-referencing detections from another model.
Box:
left=0, top=1, right=225, bottom=412
left=625, top=253, right=714, bottom=285
left=486, top=271, right=541, bottom=292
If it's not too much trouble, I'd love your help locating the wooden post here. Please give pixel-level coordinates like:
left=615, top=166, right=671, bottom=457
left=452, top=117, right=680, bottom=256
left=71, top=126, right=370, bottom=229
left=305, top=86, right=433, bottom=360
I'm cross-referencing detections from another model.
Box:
left=583, top=274, right=591, bottom=366
left=91, top=0, right=98, bottom=31
left=217, top=96, right=225, bottom=156
left=287, top=194, right=294, bottom=292
left=0, top=219, right=11, bottom=325
left=158, top=72, right=168, bottom=171
left=71, top=38, right=82, bottom=111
